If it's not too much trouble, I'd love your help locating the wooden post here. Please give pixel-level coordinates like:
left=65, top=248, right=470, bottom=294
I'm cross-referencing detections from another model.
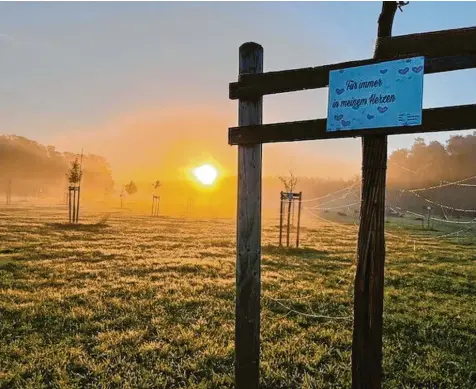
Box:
left=286, top=194, right=292, bottom=247
left=296, top=192, right=302, bottom=248
left=279, top=192, right=284, bottom=246
left=76, top=186, right=81, bottom=223
left=6, top=178, right=12, bottom=205
left=352, top=2, right=398, bottom=388
left=235, top=42, right=263, bottom=389
left=72, top=187, right=76, bottom=223
left=68, top=188, right=72, bottom=223
left=427, top=206, right=431, bottom=229
left=291, top=198, right=295, bottom=227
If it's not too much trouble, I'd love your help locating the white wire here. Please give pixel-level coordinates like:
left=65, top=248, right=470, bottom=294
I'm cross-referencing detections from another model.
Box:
left=409, top=191, right=476, bottom=213
left=303, top=208, right=357, bottom=229
left=266, top=296, right=352, bottom=321
left=405, top=175, right=476, bottom=193
left=305, top=202, right=361, bottom=211
left=300, top=180, right=360, bottom=203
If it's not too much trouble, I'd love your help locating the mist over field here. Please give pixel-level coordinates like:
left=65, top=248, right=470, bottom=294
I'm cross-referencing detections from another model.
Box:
left=4, top=131, right=476, bottom=220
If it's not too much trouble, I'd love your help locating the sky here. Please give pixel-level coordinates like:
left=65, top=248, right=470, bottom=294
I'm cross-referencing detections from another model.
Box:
left=1, top=1, right=475, bottom=181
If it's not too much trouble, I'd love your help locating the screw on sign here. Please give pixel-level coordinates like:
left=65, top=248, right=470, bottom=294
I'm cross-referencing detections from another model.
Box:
left=229, top=1, right=476, bottom=388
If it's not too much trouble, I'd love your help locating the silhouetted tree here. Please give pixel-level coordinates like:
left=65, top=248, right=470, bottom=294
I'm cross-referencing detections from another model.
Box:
left=67, top=158, right=82, bottom=185
left=125, top=180, right=137, bottom=195
left=279, top=170, right=298, bottom=193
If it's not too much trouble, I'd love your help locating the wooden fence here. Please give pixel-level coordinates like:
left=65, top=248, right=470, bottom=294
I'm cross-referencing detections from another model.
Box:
left=229, top=2, right=476, bottom=388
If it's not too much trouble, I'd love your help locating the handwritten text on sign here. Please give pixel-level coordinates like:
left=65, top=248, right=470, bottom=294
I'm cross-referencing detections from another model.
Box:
left=327, top=57, right=424, bottom=132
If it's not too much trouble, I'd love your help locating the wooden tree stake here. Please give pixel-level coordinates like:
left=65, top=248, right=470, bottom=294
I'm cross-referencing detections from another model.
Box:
left=296, top=192, right=302, bottom=248
left=279, top=192, right=284, bottom=247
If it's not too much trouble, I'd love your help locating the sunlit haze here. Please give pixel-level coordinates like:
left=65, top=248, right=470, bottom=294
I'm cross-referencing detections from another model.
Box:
left=193, top=164, right=217, bottom=186
left=1, top=1, right=476, bottom=217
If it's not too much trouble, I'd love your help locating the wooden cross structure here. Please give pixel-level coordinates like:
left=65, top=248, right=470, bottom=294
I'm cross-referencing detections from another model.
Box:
left=68, top=185, right=80, bottom=224
left=279, top=191, right=303, bottom=248
left=151, top=195, right=160, bottom=217
left=229, top=2, right=476, bottom=388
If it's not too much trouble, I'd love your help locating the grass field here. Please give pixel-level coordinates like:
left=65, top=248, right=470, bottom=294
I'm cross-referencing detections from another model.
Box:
left=0, top=206, right=475, bottom=388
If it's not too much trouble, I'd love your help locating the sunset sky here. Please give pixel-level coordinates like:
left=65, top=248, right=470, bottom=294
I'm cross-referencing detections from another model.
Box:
left=1, top=1, right=475, bottom=181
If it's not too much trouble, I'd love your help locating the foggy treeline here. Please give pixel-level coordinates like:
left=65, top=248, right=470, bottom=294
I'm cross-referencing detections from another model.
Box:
left=0, top=135, right=114, bottom=199
left=386, top=133, right=476, bottom=217
left=273, top=133, right=476, bottom=219
left=3, top=133, right=476, bottom=218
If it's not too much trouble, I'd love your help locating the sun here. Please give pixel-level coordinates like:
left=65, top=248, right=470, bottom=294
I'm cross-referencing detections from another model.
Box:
left=193, top=164, right=218, bottom=186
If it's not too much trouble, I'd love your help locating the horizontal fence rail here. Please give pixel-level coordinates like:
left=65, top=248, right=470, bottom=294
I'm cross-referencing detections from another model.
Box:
left=230, top=26, right=476, bottom=100
left=229, top=104, right=476, bottom=145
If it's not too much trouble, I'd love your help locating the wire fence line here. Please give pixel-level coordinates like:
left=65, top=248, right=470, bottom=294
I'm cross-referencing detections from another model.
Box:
left=305, top=201, right=361, bottom=211
left=265, top=295, right=353, bottom=321
left=405, top=209, right=476, bottom=225
left=402, top=174, right=476, bottom=193
left=273, top=172, right=476, bottom=250
left=408, top=191, right=476, bottom=213
left=300, top=180, right=360, bottom=203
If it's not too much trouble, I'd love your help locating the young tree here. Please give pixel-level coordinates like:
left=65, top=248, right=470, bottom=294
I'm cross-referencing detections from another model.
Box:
left=153, top=180, right=161, bottom=190
left=125, top=180, right=137, bottom=195
left=67, top=158, right=82, bottom=186
left=278, top=170, right=298, bottom=193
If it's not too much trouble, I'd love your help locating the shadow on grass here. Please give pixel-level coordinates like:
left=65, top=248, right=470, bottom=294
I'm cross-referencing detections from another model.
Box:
left=262, top=244, right=327, bottom=258
left=45, top=222, right=110, bottom=232
left=0, top=258, right=25, bottom=273
left=261, top=244, right=351, bottom=278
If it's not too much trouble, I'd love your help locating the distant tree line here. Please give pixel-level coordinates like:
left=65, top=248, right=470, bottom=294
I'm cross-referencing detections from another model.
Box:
left=387, top=133, right=476, bottom=217
left=0, top=135, right=114, bottom=198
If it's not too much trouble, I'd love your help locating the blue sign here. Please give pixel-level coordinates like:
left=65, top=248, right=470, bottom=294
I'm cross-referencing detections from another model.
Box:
left=327, top=57, right=424, bottom=132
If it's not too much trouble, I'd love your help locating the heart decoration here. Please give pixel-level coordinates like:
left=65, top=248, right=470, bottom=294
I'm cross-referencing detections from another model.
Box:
left=334, top=114, right=343, bottom=121
left=377, top=106, right=388, bottom=114
left=406, top=59, right=412, bottom=63
left=380, top=69, right=388, bottom=74
left=367, top=114, right=375, bottom=120
left=398, top=67, right=410, bottom=75
left=336, top=88, right=345, bottom=95
left=341, top=119, right=351, bottom=127
left=412, top=66, right=423, bottom=73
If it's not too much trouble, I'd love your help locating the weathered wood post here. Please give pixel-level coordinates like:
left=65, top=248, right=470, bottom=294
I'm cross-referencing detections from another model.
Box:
left=291, top=198, right=295, bottom=227
left=352, top=2, right=398, bottom=388
left=296, top=192, right=302, bottom=248
left=235, top=42, right=263, bottom=389
left=279, top=191, right=284, bottom=246
left=286, top=194, right=292, bottom=247
left=427, top=206, right=431, bottom=229
left=68, top=187, right=72, bottom=223
left=229, top=3, right=476, bottom=386
left=76, top=186, right=81, bottom=223
left=6, top=178, right=12, bottom=205
left=72, top=187, right=76, bottom=223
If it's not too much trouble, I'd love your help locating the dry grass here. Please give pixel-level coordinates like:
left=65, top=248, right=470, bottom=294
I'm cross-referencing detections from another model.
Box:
left=0, top=206, right=475, bottom=388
